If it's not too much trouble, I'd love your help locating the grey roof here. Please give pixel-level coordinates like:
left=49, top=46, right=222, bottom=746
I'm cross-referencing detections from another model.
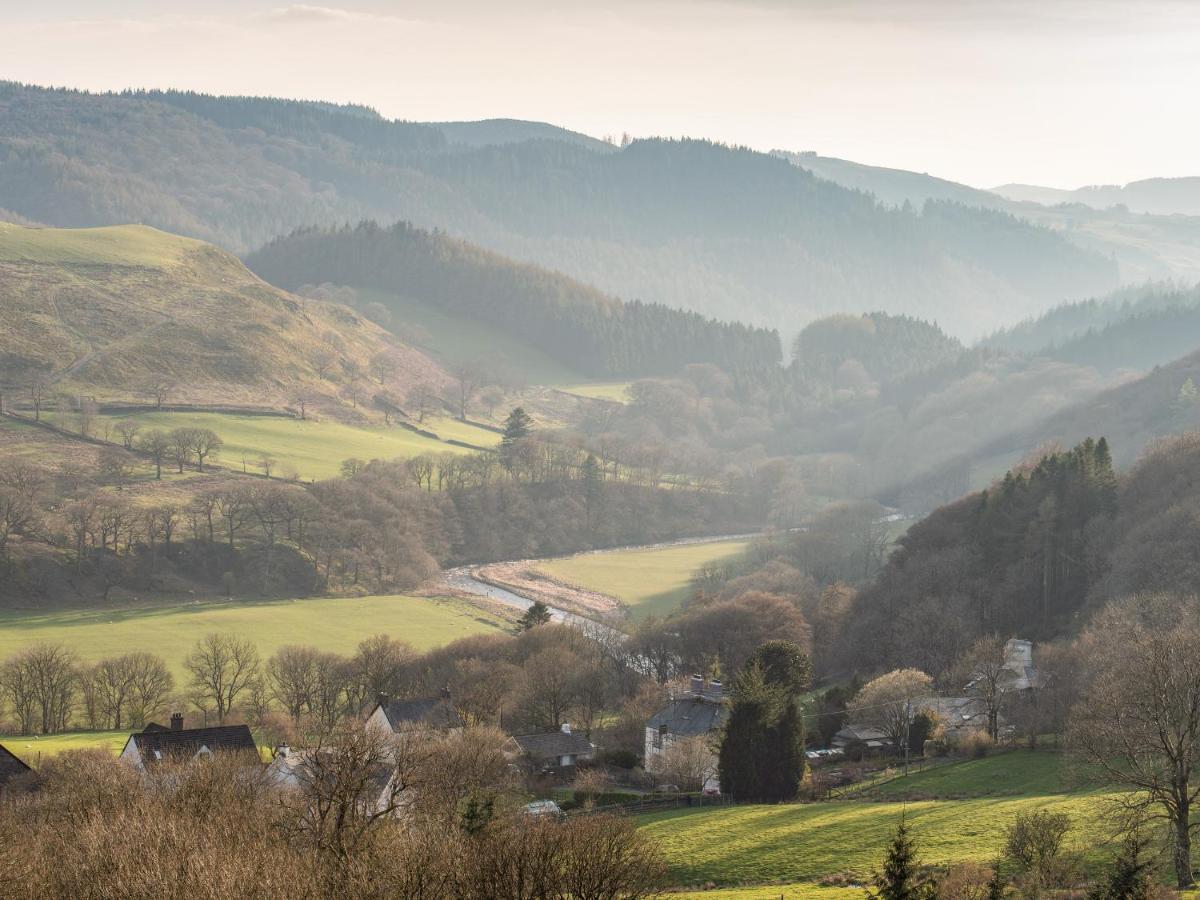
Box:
left=647, top=698, right=727, bottom=737
left=834, top=724, right=890, bottom=743
left=510, top=731, right=594, bottom=759
left=127, top=724, right=257, bottom=765
left=379, top=697, right=464, bottom=732
left=0, top=743, right=32, bottom=786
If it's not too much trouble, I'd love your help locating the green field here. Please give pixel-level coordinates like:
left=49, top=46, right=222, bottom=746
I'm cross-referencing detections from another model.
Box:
left=0, top=730, right=129, bottom=767
left=0, top=594, right=512, bottom=680
left=640, top=752, right=1120, bottom=893
left=557, top=381, right=632, bottom=403
left=533, top=538, right=750, bottom=620
left=0, top=222, right=198, bottom=266
left=93, top=411, right=493, bottom=480
left=359, top=288, right=586, bottom=386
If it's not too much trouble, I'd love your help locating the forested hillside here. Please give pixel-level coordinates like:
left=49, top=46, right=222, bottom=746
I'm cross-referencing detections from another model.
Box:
left=832, top=434, right=1200, bottom=675
left=983, top=282, right=1200, bottom=373
left=0, top=83, right=1118, bottom=337
left=245, top=221, right=781, bottom=378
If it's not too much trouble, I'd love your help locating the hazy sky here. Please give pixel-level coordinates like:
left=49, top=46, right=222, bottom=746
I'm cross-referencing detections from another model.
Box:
left=4, top=0, right=1199, bottom=187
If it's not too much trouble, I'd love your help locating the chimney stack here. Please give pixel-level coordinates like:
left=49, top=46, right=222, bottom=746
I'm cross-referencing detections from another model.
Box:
left=170, top=712, right=184, bottom=731
left=560, top=722, right=571, bottom=734
left=690, top=674, right=704, bottom=696
left=706, top=680, right=724, bottom=702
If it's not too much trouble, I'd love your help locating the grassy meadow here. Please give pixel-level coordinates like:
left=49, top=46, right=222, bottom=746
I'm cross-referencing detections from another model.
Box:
left=0, top=222, right=198, bottom=267
left=0, top=730, right=130, bottom=766
left=557, top=381, right=632, bottom=403
left=91, top=411, right=495, bottom=480
left=0, top=594, right=513, bottom=681
left=639, top=752, right=1124, bottom=894
left=533, top=538, right=750, bottom=620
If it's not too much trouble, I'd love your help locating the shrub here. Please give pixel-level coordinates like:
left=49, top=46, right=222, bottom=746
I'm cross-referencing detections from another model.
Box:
left=958, top=729, right=993, bottom=758
left=938, top=862, right=999, bottom=900
left=1004, top=810, right=1077, bottom=891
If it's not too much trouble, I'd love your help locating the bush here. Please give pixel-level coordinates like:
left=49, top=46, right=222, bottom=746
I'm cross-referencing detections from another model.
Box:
left=958, top=729, right=993, bottom=758
left=1004, top=810, right=1077, bottom=891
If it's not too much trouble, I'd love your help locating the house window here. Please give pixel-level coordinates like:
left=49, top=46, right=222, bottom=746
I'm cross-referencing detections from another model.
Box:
left=654, top=724, right=668, bottom=749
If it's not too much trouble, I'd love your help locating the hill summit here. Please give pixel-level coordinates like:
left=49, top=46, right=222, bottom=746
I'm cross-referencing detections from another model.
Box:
left=0, top=223, right=438, bottom=413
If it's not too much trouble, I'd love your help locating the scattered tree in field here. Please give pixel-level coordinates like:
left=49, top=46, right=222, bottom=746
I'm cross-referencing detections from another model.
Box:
left=450, top=362, right=484, bottom=420
left=406, top=382, right=440, bottom=423
left=1069, top=593, right=1200, bottom=888
left=867, top=816, right=938, bottom=899
left=185, top=428, right=223, bottom=472
left=97, top=447, right=137, bottom=489
left=113, top=420, right=141, bottom=449
left=518, top=600, right=552, bottom=631
left=27, top=374, right=49, bottom=422
left=478, top=385, right=505, bottom=418
left=369, top=351, right=397, bottom=385
left=137, top=429, right=171, bottom=479
left=185, top=632, right=261, bottom=724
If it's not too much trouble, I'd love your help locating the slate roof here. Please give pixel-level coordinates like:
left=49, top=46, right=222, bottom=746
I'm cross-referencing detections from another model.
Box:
left=647, top=697, right=727, bottom=738
left=126, top=724, right=258, bottom=765
left=0, top=743, right=32, bottom=786
left=378, top=697, right=464, bottom=732
left=509, top=731, right=594, bottom=759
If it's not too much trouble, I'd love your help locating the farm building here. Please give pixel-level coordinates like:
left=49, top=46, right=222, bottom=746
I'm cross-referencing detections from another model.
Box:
left=119, top=714, right=258, bottom=770
left=0, top=742, right=32, bottom=797
left=366, top=694, right=464, bottom=735
left=504, top=723, right=595, bottom=770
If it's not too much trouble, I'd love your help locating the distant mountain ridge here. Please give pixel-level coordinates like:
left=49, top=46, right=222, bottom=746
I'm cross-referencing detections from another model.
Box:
left=992, top=177, right=1200, bottom=217
left=0, top=82, right=1118, bottom=339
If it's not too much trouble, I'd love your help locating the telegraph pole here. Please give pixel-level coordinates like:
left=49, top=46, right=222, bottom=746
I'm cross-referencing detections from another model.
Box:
left=903, top=699, right=912, bottom=777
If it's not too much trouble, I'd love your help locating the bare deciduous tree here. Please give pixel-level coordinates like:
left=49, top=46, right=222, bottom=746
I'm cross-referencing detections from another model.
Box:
left=852, top=668, right=933, bottom=750
left=185, top=632, right=261, bottom=724
left=1069, top=593, right=1200, bottom=888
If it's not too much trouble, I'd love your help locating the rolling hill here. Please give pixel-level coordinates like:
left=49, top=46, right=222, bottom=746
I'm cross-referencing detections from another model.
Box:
left=0, top=222, right=441, bottom=414
left=0, top=82, right=1118, bottom=339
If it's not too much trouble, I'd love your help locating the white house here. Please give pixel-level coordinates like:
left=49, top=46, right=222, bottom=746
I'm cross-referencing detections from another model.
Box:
left=644, top=676, right=726, bottom=791
left=119, top=714, right=258, bottom=771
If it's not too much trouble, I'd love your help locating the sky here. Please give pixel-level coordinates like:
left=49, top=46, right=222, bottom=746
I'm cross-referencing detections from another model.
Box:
left=2, top=0, right=1199, bottom=188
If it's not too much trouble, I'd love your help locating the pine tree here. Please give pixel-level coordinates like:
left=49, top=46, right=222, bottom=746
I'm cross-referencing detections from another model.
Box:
left=717, top=665, right=772, bottom=800
left=1087, top=833, right=1152, bottom=900
left=867, top=816, right=937, bottom=900
left=499, top=407, right=534, bottom=472
left=518, top=600, right=552, bottom=631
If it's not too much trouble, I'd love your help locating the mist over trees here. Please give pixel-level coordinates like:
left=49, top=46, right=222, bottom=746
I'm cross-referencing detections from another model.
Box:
left=246, top=220, right=782, bottom=378
left=0, top=82, right=1117, bottom=338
